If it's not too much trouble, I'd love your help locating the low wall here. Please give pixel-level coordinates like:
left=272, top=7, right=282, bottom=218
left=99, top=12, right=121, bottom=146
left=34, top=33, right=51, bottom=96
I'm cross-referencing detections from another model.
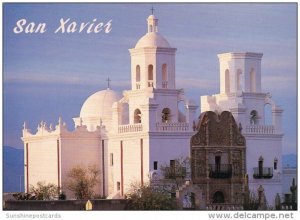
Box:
left=4, top=199, right=127, bottom=211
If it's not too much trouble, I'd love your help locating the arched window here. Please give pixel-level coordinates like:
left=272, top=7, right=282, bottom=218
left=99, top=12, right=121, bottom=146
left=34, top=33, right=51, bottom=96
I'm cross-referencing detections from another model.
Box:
left=148, top=65, right=153, bottom=80
left=250, top=110, right=258, bottom=125
left=162, top=64, right=168, bottom=88
left=136, top=65, right=140, bottom=82
left=162, top=108, right=171, bottom=123
left=148, top=65, right=153, bottom=87
left=250, top=68, right=256, bottom=92
left=225, top=69, right=230, bottom=93
left=215, top=156, right=221, bottom=173
left=134, top=109, right=141, bottom=124
left=264, top=104, right=272, bottom=125
left=149, top=25, right=153, bottom=32
left=178, top=100, right=185, bottom=122
left=136, top=65, right=141, bottom=89
left=237, top=69, right=243, bottom=91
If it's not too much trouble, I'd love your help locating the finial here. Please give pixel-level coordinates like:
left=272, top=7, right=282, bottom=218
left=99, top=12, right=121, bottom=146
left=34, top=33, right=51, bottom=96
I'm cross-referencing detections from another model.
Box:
left=58, top=116, right=62, bottom=125
left=106, top=77, right=111, bottom=89
left=150, top=6, right=155, bottom=15
left=239, top=123, right=243, bottom=132
left=23, top=121, right=27, bottom=130
left=192, top=121, right=196, bottom=131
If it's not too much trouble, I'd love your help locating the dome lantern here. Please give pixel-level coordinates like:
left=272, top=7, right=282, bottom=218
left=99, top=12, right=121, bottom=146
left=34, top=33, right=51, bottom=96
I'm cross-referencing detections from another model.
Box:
left=147, top=14, right=158, bottom=33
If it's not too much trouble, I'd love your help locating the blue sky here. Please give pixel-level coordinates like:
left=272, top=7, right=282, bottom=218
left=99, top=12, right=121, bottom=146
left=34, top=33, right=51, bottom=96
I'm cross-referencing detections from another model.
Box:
left=3, top=3, right=297, bottom=154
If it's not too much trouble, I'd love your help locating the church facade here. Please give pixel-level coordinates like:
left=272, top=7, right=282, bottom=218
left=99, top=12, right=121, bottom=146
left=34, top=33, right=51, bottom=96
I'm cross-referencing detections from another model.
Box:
left=190, top=111, right=246, bottom=208
left=22, top=14, right=283, bottom=208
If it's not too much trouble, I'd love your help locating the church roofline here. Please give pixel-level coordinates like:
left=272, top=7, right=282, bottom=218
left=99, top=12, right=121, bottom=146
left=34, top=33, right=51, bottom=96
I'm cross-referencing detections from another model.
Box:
left=129, top=47, right=177, bottom=55
left=217, top=52, right=263, bottom=60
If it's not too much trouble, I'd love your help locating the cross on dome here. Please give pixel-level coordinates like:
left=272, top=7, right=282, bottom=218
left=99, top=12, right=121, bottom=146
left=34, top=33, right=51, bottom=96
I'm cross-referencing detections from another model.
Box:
left=150, top=6, right=155, bottom=15
left=106, top=77, right=111, bottom=89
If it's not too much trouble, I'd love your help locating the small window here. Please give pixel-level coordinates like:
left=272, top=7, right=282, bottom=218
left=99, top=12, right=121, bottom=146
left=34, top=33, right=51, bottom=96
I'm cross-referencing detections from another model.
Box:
left=215, top=156, right=221, bottom=172
left=162, top=108, right=171, bottom=123
left=154, top=161, right=158, bottom=170
left=250, top=110, right=258, bottom=125
left=237, top=69, right=243, bottom=91
left=274, top=158, right=278, bottom=170
left=117, top=182, right=121, bottom=191
left=149, top=25, right=153, bottom=32
left=225, top=69, right=230, bottom=93
left=134, top=109, right=142, bottom=123
left=250, top=68, right=256, bottom=92
left=162, top=64, right=168, bottom=88
left=136, top=65, right=141, bottom=82
left=110, top=153, right=114, bottom=166
left=258, top=156, right=264, bottom=176
left=148, top=65, right=153, bottom=80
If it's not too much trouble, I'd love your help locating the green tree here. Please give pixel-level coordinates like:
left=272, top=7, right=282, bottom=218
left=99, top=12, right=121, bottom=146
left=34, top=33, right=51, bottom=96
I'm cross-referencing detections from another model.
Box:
left=126, top=182, right=175, bottom=210
left=243, top=191, right=259, bottom=210
left=30, top=181, right=58, bottom=200
left=66, top=164, right=100, bottom=199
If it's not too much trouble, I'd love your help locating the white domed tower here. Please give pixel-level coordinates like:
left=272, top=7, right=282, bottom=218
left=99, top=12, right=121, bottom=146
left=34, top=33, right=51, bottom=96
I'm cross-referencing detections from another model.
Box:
left=114, top=13, right=198, bottom=131
left=107, top=13, right=198, bottom=198
left=129, top=14, right=176, bottom=90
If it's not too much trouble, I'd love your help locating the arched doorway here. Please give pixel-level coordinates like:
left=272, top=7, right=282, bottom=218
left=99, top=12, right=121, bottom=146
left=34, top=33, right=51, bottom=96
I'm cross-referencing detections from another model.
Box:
left=212, top=191, right=225, bottom=203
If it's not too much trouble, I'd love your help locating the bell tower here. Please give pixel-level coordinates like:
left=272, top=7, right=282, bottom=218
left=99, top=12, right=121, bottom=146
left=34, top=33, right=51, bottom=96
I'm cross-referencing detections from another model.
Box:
left=129, top=14, right=177, bottom=91
left=218, top=52, right=263, bottom=94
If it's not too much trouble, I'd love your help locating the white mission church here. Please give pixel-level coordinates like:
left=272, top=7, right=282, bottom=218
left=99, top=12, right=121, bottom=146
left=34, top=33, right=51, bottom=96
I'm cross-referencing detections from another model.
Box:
left=21, top=14, right=284, bottom=208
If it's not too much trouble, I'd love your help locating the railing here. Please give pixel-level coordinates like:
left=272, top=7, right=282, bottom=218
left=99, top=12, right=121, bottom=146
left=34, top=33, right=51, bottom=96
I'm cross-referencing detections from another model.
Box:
left=253, top=167, right=273, bottom=179
left=162, top=81, right=168, bottom=88
left=206, top=204, right=243, bottom=210
left=136, top=82, right=141, bottom=89
left=118, top=124, right=143, bottom=133
left=148, top=80, right=154, bottom=87
left=156, top=122, right=189, bottom=132
left=209, top=164, right=232, bottom=179
left=163, top=167, right=186, bottom=179
left=245, top=125, right=275, bottom=134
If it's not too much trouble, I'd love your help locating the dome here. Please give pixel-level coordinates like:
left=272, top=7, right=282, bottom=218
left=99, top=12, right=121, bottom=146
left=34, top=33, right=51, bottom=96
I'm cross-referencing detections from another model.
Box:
left=135, top=32, right=171, bottom=48
left=148, top=14, right=156, bottom=19
left=80, top=89, right=121, bottom=119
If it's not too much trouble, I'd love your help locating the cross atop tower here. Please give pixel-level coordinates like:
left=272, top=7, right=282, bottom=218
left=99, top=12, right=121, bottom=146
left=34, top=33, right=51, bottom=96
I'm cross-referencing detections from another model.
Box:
left=106, top=77, right=111, bottom=89
left=150, top=6, right=155, bottom=15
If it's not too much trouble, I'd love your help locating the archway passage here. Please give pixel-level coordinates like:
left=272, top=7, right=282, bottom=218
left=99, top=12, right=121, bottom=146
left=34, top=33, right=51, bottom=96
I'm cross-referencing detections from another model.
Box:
left=212, top=191, right=225, bottom=203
